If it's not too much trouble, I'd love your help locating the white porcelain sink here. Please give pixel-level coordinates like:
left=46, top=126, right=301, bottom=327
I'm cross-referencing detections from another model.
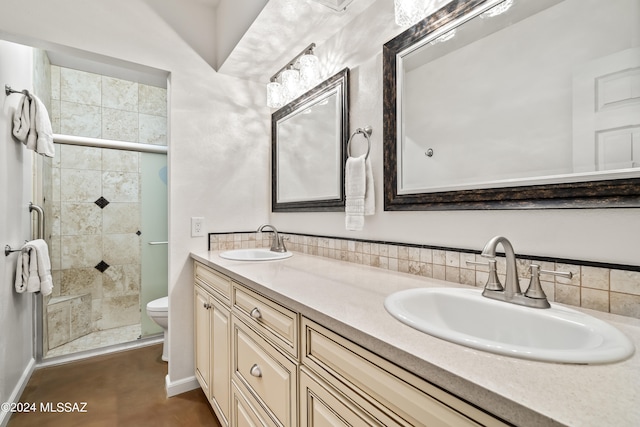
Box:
left=384, top=287, right=635, bottom=364
left=219, top=248, right=292, bottom=261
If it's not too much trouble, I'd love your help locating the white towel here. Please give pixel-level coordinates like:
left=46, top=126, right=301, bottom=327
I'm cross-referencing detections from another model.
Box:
left=11, top=93, right=54, bottom=158
left=33, top=96, right=55, bottom=158
left=14, top=239, right=53, bottom=296
left=12, top=94, right=31, bottom=142
left=345, top=155, right=375, bottom=231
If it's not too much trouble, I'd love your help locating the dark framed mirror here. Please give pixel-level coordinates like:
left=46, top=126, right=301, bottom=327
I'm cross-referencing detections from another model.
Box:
left=272, top=68, right=349, bottom=212
left=383, top=0, right=640, bottom=210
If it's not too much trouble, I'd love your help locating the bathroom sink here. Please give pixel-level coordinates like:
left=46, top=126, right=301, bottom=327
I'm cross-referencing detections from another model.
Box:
left=384, top=287, right=634, bottom=364
left=219, top=248, right=292, bottom=261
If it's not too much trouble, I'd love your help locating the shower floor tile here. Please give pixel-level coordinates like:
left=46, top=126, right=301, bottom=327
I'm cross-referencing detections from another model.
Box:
left=45, top=324, right=141, bottom=358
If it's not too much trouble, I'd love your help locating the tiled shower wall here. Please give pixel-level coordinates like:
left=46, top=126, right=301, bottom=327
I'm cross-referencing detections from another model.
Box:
left=209, top=232, right=640, bottom=320
left=44, top=66, right=167, bottom=350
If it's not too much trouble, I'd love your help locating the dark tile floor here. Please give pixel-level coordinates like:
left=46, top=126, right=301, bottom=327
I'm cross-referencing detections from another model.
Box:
left=7, top=344, right=221, bottom=427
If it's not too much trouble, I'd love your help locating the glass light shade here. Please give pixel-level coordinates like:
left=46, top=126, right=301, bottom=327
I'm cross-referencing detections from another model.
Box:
left=394, top=0, right=428, bottom=26
left=281, top=68, right=300, bottom=102
left=266, top=81, right=284, bottom=108
left=299, top=53, right=320, bottom=91
left=482, top=0, right=513, bottom=18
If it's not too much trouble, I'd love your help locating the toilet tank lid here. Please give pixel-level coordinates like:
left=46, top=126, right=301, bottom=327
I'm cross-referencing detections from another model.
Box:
left=147, top=296, right=168, bottom=309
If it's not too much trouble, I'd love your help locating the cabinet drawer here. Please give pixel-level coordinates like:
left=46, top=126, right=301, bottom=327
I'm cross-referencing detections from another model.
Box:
left=195, top=262, right=231, bottom=301
left=300, top=367, right=399, bottom=427
left=302, top=317, right=508, bottom=427
left=232, top=317, right=298, bottom=427
left=233, top=284, right=298, bottom=357
left=231, top=381, right=278, bottom=427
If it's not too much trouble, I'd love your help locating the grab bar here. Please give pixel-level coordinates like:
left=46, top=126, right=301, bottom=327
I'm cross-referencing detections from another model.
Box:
left=148, top=241, right=168, bottom=245
left=30, top=202, right=44, bottom=240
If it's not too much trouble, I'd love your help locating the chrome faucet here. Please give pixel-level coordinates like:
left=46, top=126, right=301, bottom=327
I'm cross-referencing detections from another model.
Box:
left=480, top=236, right=551, bottom=309
left=257, top=224, right=287, bottom=253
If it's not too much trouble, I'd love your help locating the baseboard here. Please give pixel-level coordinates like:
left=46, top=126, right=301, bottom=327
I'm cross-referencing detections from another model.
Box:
left=0, top=357, right=36, bottom=427
left=165, top=374, right=199, bottom=397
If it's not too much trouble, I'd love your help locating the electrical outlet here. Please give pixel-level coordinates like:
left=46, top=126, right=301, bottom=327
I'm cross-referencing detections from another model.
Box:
left=191, top=217, right=205, bottom=237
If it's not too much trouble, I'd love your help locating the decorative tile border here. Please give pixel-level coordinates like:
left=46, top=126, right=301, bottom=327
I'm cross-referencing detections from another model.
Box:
left=209, top=232, right=640, bottom=319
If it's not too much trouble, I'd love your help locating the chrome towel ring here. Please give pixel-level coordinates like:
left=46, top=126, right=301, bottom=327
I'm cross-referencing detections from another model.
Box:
left=347, top=126, right=372, bottom=159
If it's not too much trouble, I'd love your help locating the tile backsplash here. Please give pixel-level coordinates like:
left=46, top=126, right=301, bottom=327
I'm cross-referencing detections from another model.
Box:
left=209, top=232, right=640, bottom=319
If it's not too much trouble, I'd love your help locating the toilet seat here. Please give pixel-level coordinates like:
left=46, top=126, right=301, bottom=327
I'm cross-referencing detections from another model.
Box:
left=147, top=296, right=168, bottom=314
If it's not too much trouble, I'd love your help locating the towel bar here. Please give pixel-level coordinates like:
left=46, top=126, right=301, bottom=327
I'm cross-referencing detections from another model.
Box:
left=5, top=244, right=25, bottom=256
left=5, top=84, right=30, bottom=98
left=347, top=126, right=372, bottom=159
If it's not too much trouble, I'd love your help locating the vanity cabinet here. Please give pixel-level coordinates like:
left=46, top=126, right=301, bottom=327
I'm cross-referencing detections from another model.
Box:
left=194, top=260, right=509, bottom=427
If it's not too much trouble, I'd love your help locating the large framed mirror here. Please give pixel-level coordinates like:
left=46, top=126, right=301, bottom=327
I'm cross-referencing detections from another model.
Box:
left=383, top=0, right=640, bottom=210
left=272, top=68, right=349, bottom=212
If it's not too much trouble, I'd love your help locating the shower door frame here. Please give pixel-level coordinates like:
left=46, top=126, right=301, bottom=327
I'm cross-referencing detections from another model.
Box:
left=35, top=134, right=167, bottom=364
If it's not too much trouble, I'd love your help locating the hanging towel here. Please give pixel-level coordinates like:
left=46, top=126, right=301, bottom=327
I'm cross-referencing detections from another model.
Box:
left=345, top=155, right=375, bottom=231
left=12, top=94, right=31, bottom=142
left=11, top=93, right=55, bottom=158
left=33, top=96, right=55, bottom=158
left=14, top=239, right=53, bottom=296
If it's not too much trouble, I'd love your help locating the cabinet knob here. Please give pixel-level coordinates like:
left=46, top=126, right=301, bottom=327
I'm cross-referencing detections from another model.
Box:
left=203, top=302, right=211, bottom=309
left=250, top=307, right=262, bottom=319
left=249, top=364, right=262, bottom=378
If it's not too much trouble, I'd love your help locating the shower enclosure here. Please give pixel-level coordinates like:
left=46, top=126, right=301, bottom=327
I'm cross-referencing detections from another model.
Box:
left=35, top=61, right=168, bottom=360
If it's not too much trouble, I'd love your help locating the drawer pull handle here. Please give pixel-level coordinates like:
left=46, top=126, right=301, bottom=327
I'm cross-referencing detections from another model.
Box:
left=250, top=364, right=262, bottom=378
left=250, top=308, right=262, bottom=319
left=203, top=302, right=210, bottom=309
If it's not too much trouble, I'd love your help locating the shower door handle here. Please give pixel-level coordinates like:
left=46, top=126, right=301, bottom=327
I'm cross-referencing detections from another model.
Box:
left=148, top=241, right=168, bottom=245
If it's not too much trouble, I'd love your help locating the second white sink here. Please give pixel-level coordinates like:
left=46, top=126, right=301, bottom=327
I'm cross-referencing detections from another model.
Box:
left=219, top=248, right=292, bottom=261
left=384, top=287, right=634, bottom=364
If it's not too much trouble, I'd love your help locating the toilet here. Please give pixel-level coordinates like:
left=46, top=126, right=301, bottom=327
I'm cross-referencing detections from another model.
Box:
left=146, top=296, right=169, bottom=362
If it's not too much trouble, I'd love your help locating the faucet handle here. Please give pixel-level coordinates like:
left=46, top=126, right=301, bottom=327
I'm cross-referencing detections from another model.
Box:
left=466, top=259, right=503, bottom=291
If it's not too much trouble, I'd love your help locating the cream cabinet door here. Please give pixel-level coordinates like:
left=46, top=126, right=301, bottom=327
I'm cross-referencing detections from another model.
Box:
left=195, top=285, right=211, bottom=397
left=210, top=296, right=231, bottom=426
left=195, top=284, right=231, bottom=427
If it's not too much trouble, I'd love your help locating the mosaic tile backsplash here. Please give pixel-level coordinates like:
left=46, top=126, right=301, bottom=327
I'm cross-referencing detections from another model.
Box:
left=209, top=232, right=640, bottom=319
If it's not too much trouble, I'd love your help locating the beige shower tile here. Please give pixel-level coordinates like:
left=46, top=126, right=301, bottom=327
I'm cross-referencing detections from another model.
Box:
left=102, top=108, right=138, bottom=142
left=139, top=84, right=167, bottom=116
left=460, top=268, right=475, bottom=286
left=610, top=270, right=640, bottom=296
left=433, top=249, right=446, bottom=265
left=60, top=267, right=102, bottom=299
left=61, top=145, right=102, bottom=170
left=60, top=68, right=101, bottom=106
left=102, top=76, right=138, bottom=111
left=138, top=114, right=167, bottom=146
left=98, top=295, right=140, bottom=330
left=60, top=169, right=101, bottom=202
left=50, top=65, right=60, bottom=100
left=50, top=99, right=61, bottom=133
left=433, top=264, right=446, bottom=280
left=60, top=203, right=102, bottom=235
left=102, top=148, right=138, bottom=172
left=103, top=234, right=140, bottom=266
left=103, top=264, right=141, bottom=297
left=50, top=202, right=61, bottom=237
left=61, top=235, right=103, bottom=269
left=70, top=294, right=92, bottom=340
left=419, top=248, right=432, bottom=263
left=445, top=267, right=460, bottom=283
left=102, top=171, right=139, bottom=203
left=103, top=203, right=140, bottom=234
left=47, top=303, right=70, bottom=349
left=60, top=101, right=101, bottom=138
left=581, top=266, right=610, bottom=290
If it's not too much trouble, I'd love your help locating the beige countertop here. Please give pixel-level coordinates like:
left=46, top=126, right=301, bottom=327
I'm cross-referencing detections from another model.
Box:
left=191, top=250, right=640, bottom=427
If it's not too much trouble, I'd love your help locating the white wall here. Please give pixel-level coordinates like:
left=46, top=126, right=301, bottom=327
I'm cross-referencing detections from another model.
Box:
left=0, top=0, right=269, bottom=397
left=270, top=0, right=640, bottom=267
left=0, top=41, right=36, bottom=427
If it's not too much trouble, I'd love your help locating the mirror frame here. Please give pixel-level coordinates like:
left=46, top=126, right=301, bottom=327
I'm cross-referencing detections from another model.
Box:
left=383, top=0, right=640, bottom=210
left=272, top=67, right=349, bottom=212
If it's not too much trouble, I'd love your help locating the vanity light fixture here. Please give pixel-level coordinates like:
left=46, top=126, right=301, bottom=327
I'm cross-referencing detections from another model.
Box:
left=394, top=0, right=449, bottom=26
left=481, top=0, right=514, bottom=18
left=266, top=43, right=320, bottom=109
